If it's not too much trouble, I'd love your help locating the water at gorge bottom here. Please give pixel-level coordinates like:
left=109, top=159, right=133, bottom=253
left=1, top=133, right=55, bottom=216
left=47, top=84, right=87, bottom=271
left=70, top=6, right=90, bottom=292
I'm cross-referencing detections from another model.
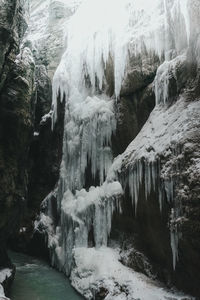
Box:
left=9, top=252, right=83, bottom=300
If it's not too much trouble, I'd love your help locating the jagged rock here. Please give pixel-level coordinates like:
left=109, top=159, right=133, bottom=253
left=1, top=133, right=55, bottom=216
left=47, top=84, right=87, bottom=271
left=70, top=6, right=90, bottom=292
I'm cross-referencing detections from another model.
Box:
left=7, top=0, right=67, bottom=257
left=34, top=65, right=52, bottom=130
left=113, top=83, right=155, bottom=156
left=120, top=239, right=156, bottom=279
left=0, top=45, right=35, bottom=237
left=0, top=0, right=35, bottom=287
left=0, top=0, right=28, bottom=90
left=120, top=54, right=160, bottom=96
left=9, top=95, right=65, bottom=257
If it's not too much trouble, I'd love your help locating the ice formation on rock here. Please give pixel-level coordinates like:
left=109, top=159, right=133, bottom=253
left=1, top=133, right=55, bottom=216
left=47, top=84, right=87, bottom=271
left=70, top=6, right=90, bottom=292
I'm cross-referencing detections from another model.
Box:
left=52, top=0, right=190, bottom=121
left=60, top=95, right=116, bottom=191
left=108, top=97, right=200, bottom=270
left=34, top=0, right=198, bottom=297
left=26, top=0, right=82, bottom=79
left=71, top=247, right=190, bottom=300
left=36, top=181, right=123, bottom=276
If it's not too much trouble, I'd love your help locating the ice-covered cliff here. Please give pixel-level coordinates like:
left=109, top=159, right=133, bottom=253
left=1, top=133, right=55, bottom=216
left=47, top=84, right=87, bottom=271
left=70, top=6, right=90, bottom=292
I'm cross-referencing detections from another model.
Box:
left=28, top=0, right=200, bottom=298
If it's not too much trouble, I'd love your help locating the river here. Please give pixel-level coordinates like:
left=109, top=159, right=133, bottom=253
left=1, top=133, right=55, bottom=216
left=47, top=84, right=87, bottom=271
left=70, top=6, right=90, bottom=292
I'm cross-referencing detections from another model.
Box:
left=9, top=252, right=83, bottom=300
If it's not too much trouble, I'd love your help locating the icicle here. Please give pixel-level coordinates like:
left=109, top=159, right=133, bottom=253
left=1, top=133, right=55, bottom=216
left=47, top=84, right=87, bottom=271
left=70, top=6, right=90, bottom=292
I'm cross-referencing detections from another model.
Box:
left=133, top=169, right=138, bottom=214
left=158, top=185, right=163, bottom=212
left=59, top=96, right=117, bottom=192
left=164, top=176, right=174, bottom=203
left=151, top=161, right=157, bottom=191
left=144, top=163, right=149, bottom=200
left=170, top=208, right=179, bottom=270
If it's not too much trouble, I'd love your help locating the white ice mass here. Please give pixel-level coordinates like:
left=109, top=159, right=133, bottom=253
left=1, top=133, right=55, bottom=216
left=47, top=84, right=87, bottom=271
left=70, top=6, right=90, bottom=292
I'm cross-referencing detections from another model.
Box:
left=32, top=0, right=199, bottom=298
left=0, top=269, right=12, bottom=300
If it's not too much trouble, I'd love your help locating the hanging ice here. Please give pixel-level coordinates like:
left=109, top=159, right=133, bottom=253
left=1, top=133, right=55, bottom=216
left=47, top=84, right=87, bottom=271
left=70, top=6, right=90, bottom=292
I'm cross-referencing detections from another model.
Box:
left=52, top=0, right=190, bottom=123
left=52, top=0, right=131, bottom=124
left=61, top=95, right=116, bottom=191
left=35, top=0, right=194, bottom=290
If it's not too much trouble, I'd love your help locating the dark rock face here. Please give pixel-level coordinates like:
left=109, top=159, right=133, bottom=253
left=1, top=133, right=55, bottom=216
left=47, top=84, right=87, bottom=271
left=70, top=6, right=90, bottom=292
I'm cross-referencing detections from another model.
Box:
left=0, top=0, right=65, bottom=259
left=113, top=83, right=155, bottom=156
left=0, top=0, right=27, bottom=91
left=172, top=131, right=200, bottom=296
left=25, top=99, right=64, bottom=257
left=0, top=0, right=62, bottom=289
left=8, top=69, right=65, bottom=258
left=0, top=0, right=35, bottom=276
left=111, top=179, right=174, bottom=285
left=0, top=48, right=35, bottom=256
left=120, top=54, right=160, bottom=97
left=119, top=237, right=157, bottom=279
left=34, top=65, right=52, bottom=131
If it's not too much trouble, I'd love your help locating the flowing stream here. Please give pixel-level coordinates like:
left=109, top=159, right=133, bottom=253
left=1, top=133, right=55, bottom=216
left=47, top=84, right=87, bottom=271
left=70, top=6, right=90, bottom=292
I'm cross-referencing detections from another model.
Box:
left=9, top=252, right=83, bottom=300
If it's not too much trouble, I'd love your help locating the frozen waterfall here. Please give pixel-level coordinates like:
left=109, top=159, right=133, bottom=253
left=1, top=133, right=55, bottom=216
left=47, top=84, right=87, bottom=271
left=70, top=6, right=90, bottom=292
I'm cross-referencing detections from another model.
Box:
left=35, top=0, right=194, bottom=298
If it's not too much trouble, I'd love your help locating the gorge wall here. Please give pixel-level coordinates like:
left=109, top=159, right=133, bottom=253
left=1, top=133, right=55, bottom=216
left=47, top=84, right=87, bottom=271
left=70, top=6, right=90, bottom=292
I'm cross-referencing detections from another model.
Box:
left=0, top=0, right=199, bottom=299
left=0, top=0, right=33, bottom=271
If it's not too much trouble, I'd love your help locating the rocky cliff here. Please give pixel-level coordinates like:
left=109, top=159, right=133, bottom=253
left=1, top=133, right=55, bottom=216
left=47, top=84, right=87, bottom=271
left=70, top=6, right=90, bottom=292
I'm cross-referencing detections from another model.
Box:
left=4, top=0, right=66, bottom=258
left=0, top=0, right=35, bottom=296
left=0, top=0, right=65, bottom=295
left=0, top=0, right=200, bottom=300
left=32, top=1, right=200, bottom=299
left=0, top=0, right=33, bottom=268
left=110, top=4, right=200, bottom=295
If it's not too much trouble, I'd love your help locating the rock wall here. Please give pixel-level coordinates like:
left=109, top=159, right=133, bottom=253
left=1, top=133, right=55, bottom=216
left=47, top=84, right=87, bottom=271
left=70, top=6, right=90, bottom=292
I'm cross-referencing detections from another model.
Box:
left=0, top=0, right=34, bottom=269
left=7, top=0, right=67, bottom=257
left=0, top=0, right=65, bottom=275
left=110, top=15, right=200, bottom=297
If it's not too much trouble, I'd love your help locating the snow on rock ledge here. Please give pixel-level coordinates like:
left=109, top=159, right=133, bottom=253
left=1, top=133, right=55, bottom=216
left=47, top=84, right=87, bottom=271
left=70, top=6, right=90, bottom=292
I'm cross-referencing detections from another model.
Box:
left=111, top=98, right=200, bottom=169
left=108, top=95, right=200, bottom=270
left=71, top=247, right=193, bottom=300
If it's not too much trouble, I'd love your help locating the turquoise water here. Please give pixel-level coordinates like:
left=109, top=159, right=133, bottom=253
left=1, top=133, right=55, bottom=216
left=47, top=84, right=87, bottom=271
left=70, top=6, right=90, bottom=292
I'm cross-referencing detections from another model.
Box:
left=9, top=252, right=83, bottom=300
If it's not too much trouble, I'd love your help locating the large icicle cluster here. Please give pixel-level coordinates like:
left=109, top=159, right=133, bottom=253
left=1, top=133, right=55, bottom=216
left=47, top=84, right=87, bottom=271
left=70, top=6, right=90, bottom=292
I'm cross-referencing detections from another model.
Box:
left=43, top=93, right=119, bottom=276
left=128, top=0, right=189, bottom=59
left=52, top=0, right=190, bottom=123
left=60, top=95, right=116, bottom=192
left=36, top=181, right=123, bottom=276
left=51, top=0, right=131, bottom=124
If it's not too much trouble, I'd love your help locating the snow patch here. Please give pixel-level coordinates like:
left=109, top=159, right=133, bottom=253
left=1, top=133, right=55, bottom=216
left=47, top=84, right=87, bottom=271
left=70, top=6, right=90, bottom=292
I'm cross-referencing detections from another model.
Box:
left=71, top=247, right=192, bottom=300
left=0, top=269, right=12, bottom=300
left=108, top=97, right=200, bottom=269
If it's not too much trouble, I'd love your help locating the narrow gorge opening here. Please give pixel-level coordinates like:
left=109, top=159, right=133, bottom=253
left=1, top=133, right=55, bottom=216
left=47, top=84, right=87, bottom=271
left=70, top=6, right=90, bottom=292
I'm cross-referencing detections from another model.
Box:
left=0, top=0, right=200, bottom=299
